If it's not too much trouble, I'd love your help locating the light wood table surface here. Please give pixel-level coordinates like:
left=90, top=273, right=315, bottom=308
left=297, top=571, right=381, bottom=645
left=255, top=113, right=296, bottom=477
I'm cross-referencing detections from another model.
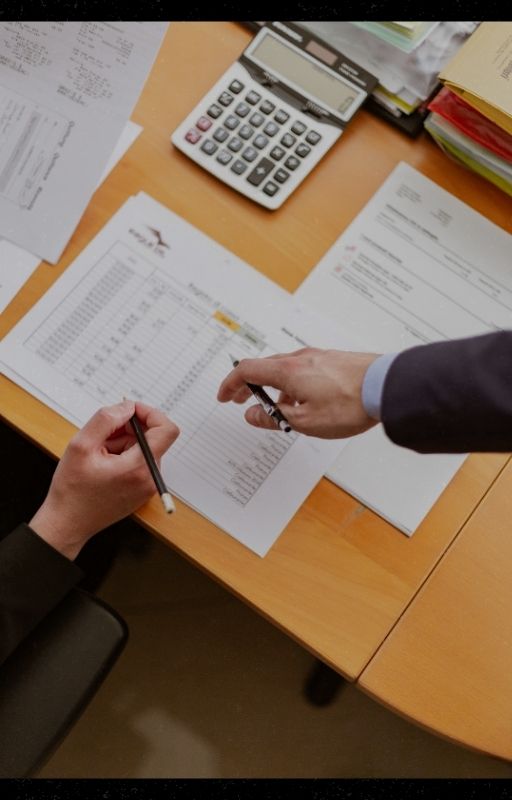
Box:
left=359, top=459, right=512, bottom=761
left=0, top=23, right=510, bottom=702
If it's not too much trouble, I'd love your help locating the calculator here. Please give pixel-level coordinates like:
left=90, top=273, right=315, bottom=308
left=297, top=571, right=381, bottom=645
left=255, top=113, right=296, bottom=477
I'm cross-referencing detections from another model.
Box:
left=171, top=22, right=378, bottom=210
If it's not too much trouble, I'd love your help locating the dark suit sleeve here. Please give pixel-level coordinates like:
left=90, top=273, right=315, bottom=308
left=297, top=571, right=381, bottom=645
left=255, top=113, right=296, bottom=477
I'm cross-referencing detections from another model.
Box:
left=0, top=523, right=83, bottom=666
left=381, top=330, right=512, bottom=453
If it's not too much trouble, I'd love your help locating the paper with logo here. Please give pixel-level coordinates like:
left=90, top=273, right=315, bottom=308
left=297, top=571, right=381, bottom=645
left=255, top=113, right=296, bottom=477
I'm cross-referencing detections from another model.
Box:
left=296, top=161, right=512, bottom=535
left=0, top=191, right=359, bottom=557
left=0, top=21, right=166, bottom=263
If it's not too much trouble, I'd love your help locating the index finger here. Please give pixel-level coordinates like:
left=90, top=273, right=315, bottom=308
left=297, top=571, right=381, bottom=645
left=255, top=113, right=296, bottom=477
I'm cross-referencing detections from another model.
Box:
left=119, top=401, right=180, bottom=466
left=75, top=400, right=136, bottom=446
left=217, top=355, right=293, bottom=402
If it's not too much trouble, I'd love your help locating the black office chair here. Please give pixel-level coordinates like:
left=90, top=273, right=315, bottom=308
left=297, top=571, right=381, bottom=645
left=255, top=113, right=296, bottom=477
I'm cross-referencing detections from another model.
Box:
left=0, top=588, right=128, bottom=778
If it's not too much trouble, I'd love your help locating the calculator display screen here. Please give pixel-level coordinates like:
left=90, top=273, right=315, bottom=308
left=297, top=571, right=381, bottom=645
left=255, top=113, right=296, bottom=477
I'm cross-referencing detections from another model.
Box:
left=249, top=31, right=359, bottom=115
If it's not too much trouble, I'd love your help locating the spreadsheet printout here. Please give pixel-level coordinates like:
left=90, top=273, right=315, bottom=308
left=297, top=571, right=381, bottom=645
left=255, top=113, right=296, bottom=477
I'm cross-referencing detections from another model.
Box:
left=0, top=191, right=356, bottom=556
left=296, top=161, right=512, bottom=535
left=0, top=22, right=166, bottom=262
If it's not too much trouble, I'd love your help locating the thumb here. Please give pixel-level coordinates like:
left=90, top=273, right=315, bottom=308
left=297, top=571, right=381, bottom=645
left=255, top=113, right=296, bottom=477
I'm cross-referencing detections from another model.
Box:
left=76, top=400, right=136, bottom=446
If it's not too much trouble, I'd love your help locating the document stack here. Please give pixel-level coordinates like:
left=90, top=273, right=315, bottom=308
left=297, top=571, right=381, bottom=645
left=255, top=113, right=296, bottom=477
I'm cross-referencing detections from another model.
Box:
left=425, top=22, right=512, bottom=196
left=351, top=22, right=440, bottom=55
left=297, top=21, right=478, bottom=136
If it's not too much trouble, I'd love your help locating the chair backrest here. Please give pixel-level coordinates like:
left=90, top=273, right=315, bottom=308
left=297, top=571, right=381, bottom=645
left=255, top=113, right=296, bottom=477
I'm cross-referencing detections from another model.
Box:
left=0, top=588, right=128, bottom=777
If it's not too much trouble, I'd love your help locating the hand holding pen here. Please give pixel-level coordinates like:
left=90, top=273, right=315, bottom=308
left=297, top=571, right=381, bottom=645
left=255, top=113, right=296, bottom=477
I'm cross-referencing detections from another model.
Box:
left=226, top=354, right=292, bottom=433
left=217, top=348, right=379, bottom=440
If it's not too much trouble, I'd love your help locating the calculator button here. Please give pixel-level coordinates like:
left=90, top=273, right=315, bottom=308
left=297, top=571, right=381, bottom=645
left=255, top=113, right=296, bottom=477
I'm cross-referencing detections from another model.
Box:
left=216, top=149, right=233, bottom=165
left=274, top=109, right=290, bottom=124
left=249, top=112, right=264, bottom=127
left=228, top=136, right=243, bottom=152
left=270, top=146, right=285, bottom=161
left=247, top=157, right=274, bottom=186
left=224, top=115, right=240, bottom=130
left=207, top=104, right=222, bottom=119
left=200, top=139, right=217, bottom=155
left=229, top=79, right=244, bottom=93
left=284, top=156, right=300, bottom=170
left=185, top=129, right=202, bottom=144
left=306, top=130, right=322, bottom=145
left=295, top=143, right=311, bottom=158
left=291, top=120, right=307, bottom=135
left=274, top=168, right=289, bottom=183
left=235, top=102, right=250, bottom=117
left=280, top=133, right=296, bottom=148
left=263, top=181, right=279, bottom=196
left=263, top=121, right=279, bottom=137
left=218, top=92, right=234, bottom=106
left=246, top=90, right=261, bottom=105
left=242, top=146, right=258, bottom=162
left=238, top=124, right=253, bottom=140
left=196, top=116, right=212, bottom=131
left=253, top=134, right=268, bottom=149
left=213, top=127, right=229, bottom=143
left=231, top=159, right=248, bottom=175
left=260, top=100, right=275, bottom=114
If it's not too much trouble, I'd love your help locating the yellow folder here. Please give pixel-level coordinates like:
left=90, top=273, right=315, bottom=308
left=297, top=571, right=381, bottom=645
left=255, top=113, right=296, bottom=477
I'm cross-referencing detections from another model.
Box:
left=439, top=22, right=512, bottom=136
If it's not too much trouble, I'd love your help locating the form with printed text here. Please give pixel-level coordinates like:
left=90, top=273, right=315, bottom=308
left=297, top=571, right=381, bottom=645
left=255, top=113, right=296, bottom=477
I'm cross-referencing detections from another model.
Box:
left=0, top=192, right=357, bottom=556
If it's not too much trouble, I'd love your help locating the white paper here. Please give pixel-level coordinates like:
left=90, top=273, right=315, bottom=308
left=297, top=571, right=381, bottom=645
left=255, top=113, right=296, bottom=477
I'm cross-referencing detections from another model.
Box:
left=296, top=161, right=512, bottom=534
left=0, top=21, right=166, bottom=263
left=98, top=120, right=142, bottom=185
left=426, top=113, right=512, bottom=182
left=298, top=22, right=478, bottom=98
left=0, top=120, right=142, bottom=315
left=0, top=191, right=360, bottom=557
left=0, top=238, right=39, bottom=315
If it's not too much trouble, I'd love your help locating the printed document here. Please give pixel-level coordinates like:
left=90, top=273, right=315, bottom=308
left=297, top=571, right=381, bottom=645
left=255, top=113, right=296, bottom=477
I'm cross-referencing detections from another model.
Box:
left=0, top=120, right=142, bottom=314
left=0, top=192, right=356, bottom=557
left=296, top=161, right=512, bottom=534
left=0, top=21, right=166, bottom=262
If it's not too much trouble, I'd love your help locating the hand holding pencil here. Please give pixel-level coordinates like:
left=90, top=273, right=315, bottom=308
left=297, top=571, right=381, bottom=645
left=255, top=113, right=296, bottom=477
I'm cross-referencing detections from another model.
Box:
left=29, top=400, right=179, bottom=560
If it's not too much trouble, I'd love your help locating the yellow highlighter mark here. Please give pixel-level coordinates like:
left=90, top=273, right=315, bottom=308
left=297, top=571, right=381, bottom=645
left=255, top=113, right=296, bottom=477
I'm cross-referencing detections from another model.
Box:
left=214, top=310, right=240, bottom=331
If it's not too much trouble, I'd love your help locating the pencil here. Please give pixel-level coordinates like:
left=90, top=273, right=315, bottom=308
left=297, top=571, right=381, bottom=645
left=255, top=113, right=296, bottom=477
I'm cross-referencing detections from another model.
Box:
left=129, top=412, right=176, bottom=514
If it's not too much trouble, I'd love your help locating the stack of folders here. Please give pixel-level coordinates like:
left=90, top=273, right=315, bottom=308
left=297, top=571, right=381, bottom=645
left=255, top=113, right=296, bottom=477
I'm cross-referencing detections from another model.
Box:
left=297, top=21, right=478, bottom=136
left=425, top=22, right=512, bottom=196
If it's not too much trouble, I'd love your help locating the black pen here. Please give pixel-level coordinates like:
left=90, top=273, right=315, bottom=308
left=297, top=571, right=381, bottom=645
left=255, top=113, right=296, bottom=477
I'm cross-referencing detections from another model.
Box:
left=129, top=411, right=176, bottom=514
left=229, top=355, right=292, bottom=433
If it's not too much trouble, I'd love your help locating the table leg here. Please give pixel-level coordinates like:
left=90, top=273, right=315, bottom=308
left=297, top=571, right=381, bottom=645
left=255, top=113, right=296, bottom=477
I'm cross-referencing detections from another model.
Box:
left=303, top=659, right=345, bottom=706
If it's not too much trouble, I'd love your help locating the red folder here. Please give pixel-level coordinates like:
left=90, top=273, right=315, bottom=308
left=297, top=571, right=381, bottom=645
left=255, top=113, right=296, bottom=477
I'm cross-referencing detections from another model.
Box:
left=428, top=87, right=512, bottom=163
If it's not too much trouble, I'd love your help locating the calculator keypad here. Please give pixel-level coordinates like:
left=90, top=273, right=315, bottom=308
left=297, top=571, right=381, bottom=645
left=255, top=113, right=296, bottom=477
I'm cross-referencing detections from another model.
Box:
left=172, top=68, right=337, bottom=209
left=224, top=115, right=239, bottom=130
left=247, top=158, right=274, bottom=186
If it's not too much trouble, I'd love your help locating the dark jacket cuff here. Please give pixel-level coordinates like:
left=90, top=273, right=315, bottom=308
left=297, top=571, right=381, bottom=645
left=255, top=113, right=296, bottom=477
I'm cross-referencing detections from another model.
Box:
left=0, top=523, right=84, bottom=666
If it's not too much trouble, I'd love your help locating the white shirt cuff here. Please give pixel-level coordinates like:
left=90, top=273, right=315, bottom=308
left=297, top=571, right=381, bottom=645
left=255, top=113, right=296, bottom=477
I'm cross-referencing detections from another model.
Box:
left=361, top=352, right=398, bottom=421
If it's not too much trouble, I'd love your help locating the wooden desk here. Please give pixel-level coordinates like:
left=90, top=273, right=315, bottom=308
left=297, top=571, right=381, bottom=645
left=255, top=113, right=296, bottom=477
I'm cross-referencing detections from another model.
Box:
left=0, top=23, right=510, bottom=694
left=359, top=460, right=512, bottom=761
